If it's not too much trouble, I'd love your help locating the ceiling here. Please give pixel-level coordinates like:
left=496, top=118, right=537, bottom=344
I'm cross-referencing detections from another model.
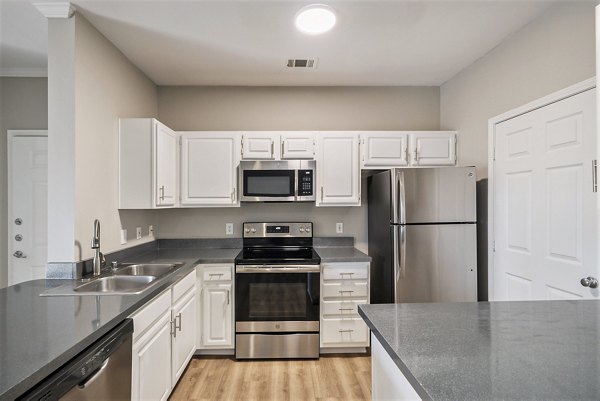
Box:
left=1, top=1, right=561, bottom=86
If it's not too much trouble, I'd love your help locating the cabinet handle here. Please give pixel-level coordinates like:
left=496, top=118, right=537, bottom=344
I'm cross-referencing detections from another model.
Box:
left=593, top=160, right=598, bottom=193
left=271, top=140, right=274, bottom=157
left=415, top=148, right=419, bottom=162
left=340, top=272, right=355, bottom=277
left=339, top=329, right=354, bottom=333
left=281, top=140, right=284, bottom=157
left=176, top=313, right=182, bottom=332
left=339, top=290, right=354, bottom=295
left=226, top=289, right=230, bottom=305
left=231, top=188, right=235, bottom=201
left=209, top=273, right=223, bottom=278
left=159, top=185, right=165, bottom=201
left=320, top=186, right=324, bottom=202
left=338, top=308, right=354, bottom=312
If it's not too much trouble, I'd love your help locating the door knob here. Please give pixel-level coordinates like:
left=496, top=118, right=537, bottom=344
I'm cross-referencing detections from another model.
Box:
left=13, top=251, right=27, bottom=258
left=580, top=277, right=599, bottom=289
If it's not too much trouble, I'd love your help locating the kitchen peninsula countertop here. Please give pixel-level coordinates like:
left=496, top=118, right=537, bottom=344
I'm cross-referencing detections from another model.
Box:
left=359, top=301, right=600, bottom=401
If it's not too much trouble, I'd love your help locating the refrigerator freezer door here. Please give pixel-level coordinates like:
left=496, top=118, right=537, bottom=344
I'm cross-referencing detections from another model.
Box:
left=398, top=167, right=477, bottom=224
left=395, top=224, right=477, bottom=303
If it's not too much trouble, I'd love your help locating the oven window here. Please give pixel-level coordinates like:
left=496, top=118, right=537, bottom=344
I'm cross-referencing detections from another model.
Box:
left=249, top=283, right=305, bottom=318
left=243, top=170, right=295, bottom=197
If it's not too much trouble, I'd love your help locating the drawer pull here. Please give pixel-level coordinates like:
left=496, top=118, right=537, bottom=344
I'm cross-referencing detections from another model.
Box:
left=338, top=308, right=354, bottom=312
left=209, top=273, right=224, bottom=278
left=340, top=272, right=355, bottom=276
left=339, top=329, right=354, bottom=333
left=339, top=290, right=354, bottom=294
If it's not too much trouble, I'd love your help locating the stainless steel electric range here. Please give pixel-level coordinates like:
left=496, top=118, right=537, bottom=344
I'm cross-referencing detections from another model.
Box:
left=235, top=222, right=320, bottom=359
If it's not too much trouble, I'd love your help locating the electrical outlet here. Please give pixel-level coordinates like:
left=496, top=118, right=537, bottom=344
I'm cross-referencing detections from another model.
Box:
left=149, top=225, right=154, bottom=236
left=225, top=223, right=234, bottom=235
left=120, top=229, right=127, bottom=245
left=136, top=227, right=142, bottom=240
left=336, top=222, right=343, bottom=234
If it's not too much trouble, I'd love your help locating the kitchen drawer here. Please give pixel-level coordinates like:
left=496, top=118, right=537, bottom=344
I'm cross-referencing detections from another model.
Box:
left=321, top=318, right=369, bottom=345
left=322, top=299, right=367, bottom=317
left=130, top=289, right=171, bottom=342
left=322, top=263, right=368, bottom=281
left=172, top=270, right=196, bottom=303
left=201, top=265, right=232, bottom=282
left=322, top=281, right=368, bottom=299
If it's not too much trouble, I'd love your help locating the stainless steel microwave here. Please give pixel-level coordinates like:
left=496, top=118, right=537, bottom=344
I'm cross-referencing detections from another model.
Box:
left=240, top=160, right=316, bottom=202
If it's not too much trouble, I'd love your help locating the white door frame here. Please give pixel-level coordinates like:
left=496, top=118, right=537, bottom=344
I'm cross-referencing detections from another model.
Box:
left=7, top=130, right=48, bottom=283
left=487, top=77, right=596, bottom=301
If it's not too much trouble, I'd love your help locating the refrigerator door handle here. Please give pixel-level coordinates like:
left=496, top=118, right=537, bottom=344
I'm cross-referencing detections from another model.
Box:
left=393, top=225, right=406, bottom=303
left=398, top=170, right=406, bottom=224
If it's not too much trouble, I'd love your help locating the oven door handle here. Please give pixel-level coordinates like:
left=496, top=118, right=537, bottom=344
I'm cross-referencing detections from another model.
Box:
left=236, top=266, right=320, bottom=273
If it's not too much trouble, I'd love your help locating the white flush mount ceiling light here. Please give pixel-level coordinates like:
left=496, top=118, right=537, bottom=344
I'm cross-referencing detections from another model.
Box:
left=295, top=4, right=337, bottom=35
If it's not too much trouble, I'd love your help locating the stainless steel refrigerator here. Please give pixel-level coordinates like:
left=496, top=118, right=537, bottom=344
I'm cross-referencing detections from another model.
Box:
left=367, top=167, right=477, bottom=304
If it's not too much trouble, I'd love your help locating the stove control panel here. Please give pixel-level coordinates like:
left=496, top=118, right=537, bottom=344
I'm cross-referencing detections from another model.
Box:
left=243, top=222, right=312, bottom=238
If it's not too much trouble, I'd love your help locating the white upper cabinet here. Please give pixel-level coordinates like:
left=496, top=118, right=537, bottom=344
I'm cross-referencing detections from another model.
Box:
left=281, top=132, right=315, bottom=159
left=361, top=132, right=409, bottom=168
left=155, top=122, right=177, bottom=207
left=242, top=132, right=279, bottom=160
left=316, top=132, right=361, bottom=206
left=409, top=131, right=456, bottom=166
left=180, top=132, right=241, bottom=207
left=119, top=118, right=177, bottom=209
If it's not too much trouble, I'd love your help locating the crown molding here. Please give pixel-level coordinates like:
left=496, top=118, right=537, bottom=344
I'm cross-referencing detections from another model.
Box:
left=0, top=67, right=48, bottom=77
left=33, top=2, right=76, bottom=18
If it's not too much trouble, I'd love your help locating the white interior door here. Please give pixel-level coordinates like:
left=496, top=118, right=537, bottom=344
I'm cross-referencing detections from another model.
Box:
left=8, top=132, right=48, bottom=286
left=493, top=89, right=597, bottom=300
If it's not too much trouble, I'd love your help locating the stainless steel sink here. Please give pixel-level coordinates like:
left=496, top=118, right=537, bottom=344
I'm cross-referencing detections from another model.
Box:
left=114, top=264, right=179, bottom=278
left=73, top=276, right=156, bottom=294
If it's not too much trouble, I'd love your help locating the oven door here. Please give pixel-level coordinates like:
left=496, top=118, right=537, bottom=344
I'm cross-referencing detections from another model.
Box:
left=235, top=265, right=320, bottom=333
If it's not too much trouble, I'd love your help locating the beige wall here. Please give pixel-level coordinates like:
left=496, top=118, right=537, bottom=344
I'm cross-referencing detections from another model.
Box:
left=0, top=77, right=48, bottom=287
left=157, top=86, right=441, bottom=251
left=440, top=2, right=596, bottom=179
left=73, top=14, right=158, bottom=261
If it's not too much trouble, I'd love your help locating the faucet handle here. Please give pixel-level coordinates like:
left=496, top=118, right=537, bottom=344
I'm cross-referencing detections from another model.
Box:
left=111, top=261, right=118, bottom=270
left=100, top=252, right=106, bottom=267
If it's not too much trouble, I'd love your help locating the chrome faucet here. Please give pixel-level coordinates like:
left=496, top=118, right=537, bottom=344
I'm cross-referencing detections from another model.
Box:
left=91, top=219, right=106, bottom=276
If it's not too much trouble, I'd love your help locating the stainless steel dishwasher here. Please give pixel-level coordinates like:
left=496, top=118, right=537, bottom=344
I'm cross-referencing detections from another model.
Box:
left=20, top=319, right=133, bottom=401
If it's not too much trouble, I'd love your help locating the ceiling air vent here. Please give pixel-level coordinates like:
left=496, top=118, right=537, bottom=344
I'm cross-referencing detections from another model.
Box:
left=287, top=59, right=317, bottom=68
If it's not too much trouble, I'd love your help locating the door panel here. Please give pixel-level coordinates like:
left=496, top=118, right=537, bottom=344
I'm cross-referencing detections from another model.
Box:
left=281, top=132, right=314, bottom=159
left=9, top=134, right=48, bottom=286
left=316, top=132, right=360, bottom=206
left=409, top=131, right=456, bottom=166
left=396, top=224, right=477, bottom=303
left=493, top=88, right=597, bottom=300
left=181, top=133, right=240, bottom=206
left=172, top=292, right=197, bottom=384
left=242, top=133, right=277, bottom=160
left=361, top=132, right=409, bottom=167
left=400, top=167, right=477, bottom=224
left=202, top=284, right=233, bottom=347
left=155, top=122, right=177, bottom=207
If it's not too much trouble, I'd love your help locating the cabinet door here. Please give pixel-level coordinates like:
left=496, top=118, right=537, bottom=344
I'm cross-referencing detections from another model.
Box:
left=409, top=132, right=456, bottom=166
left=361, top=132, right=409, bottom=168
left=316, top=132, right=360, bottom=206
left=172, top=291, right=197, bottom=385
left=180, top=133, right=240, bottom=206
left=242, top=133, right=278, bottom=160
left=201, top=284, right=233, bottom=348
left=154, top=122, right=177, bottom=206
left=281, top=132, right=315, bottom=159
left=132, top=311, right=172, bottom=401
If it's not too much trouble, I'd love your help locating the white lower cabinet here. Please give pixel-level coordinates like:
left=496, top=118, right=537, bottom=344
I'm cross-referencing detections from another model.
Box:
left=130, top=270, right=197, bottom=401
left=320, top=262, right=370, bottom=350
left=197, top=264, right=235, bottom=350
left=372, top=333, right=421, bottom=401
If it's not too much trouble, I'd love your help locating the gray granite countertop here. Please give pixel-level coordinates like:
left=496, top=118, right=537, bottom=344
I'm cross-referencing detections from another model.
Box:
left=314, top=246, right=371, bottom=262
left=359, top=301, right=600, bottom=401
left=0, top=245, right=240, bottom=400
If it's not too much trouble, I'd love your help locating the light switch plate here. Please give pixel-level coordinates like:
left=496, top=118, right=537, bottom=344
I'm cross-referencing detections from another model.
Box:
left=136, top=227, right=142, bottom=239
left=225, top=223, right=234, bottom=235
left=336, top=222, right=343, bottom=234
left=120, top=229, right=127, bottom=245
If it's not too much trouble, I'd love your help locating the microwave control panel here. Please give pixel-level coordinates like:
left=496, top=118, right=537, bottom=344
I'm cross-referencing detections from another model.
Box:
left=298, top=170, right=314, bottom=196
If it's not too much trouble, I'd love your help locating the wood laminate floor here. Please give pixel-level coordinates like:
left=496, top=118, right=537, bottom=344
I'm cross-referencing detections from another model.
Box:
left=170, top=355, right=372, bottom=401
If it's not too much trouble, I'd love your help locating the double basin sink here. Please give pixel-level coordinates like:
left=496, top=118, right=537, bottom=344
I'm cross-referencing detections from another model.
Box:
left=43, top=263, right=183, bottom=296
